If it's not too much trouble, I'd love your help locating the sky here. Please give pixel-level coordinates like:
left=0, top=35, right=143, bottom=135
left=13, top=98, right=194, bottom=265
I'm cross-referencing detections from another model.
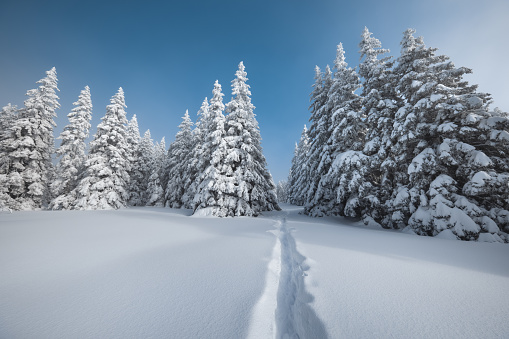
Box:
left=0, top=0, right=507, bottom=183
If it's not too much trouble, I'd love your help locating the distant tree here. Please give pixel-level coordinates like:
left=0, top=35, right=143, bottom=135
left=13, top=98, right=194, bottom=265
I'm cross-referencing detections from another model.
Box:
left=288, top=125, right=309, bottom=206
left=146, top=134, right=165, bottom=207
left=0, top=68, right=60, bottom=210
left=50, top=86, right=92, bottom=210
left=165, top=110, right=194, bottom=209
left=74, top=88, right=130, bottom=210
left=276, top=180, right=289, bottom=203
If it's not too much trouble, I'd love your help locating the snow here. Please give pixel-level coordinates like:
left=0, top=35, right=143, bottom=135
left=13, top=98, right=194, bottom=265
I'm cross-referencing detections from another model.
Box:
left=1, top=205, right=508, bottom=338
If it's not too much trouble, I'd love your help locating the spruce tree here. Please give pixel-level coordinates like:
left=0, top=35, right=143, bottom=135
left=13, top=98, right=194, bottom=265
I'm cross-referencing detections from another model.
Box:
left=74, top=88, right=130, bottom=210
left=303, top=65, right=333, bottom=215
left=146, top=137, right=165, bottom=207
left=0, top=68, right=60, bottom=210
left=391, top=29, right=506, bottom=241
left=50, top=86, right=92, bottom=210
left=288, top=125, right=310, bottom=206
left=192, top=81, right=231, bottom=215
left=165, top=110, right=194, bottom=208
left=308, top=43, right=367, bottom=217
left=183, top=98, right=210, bottom=207
left=221, top=62, right=279, bottom=216
left=358, top=27, right=400, bottom=226
left=126, top=115, right=143, bottom=205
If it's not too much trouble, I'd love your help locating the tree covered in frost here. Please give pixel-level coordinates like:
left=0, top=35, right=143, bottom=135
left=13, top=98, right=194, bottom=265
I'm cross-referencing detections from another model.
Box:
left=302, top=65, right=333, bottom=214
left=50, top=86, right=92, bottom=210
left=165, top=110, right=193, bottom=209
left=0, top=104, right=18, bottom=210
left=287, top=125, right=310, bottom=206
left=153, top=137, right=167, bottom=186
left=74, top=88, right=130, bottom=210
left=307, top=44, right=367, bottom=217
left=220, top=61, right=279, bottom=216
left=184, top=98, right=210, bottom=206
left=0, top=67, right=59, bottom=210
left=298, top=28, right=509, bottom=242
left=145, top=135, right=165, bottom=207
left=358, top=28, right=401, bottom=226
left=126, top=114, right=143, bottom=205
left=192, top=63, right=278, bottom=216
left=192, top=81, right=232, bottom=215
left=276, top=180, right=289, bottom=203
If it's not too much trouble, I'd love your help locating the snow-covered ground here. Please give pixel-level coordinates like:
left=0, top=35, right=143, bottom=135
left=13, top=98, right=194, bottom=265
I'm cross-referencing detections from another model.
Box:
left=1, top=205, right=508, bottom=338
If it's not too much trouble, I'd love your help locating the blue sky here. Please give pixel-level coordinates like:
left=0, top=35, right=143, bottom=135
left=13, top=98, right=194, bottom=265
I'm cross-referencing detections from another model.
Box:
left=1, top=0, right=507, bottom=183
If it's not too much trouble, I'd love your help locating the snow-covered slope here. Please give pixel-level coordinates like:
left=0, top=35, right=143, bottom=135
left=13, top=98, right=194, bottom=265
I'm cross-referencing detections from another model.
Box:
left=1, top=206, right=508, bottom=338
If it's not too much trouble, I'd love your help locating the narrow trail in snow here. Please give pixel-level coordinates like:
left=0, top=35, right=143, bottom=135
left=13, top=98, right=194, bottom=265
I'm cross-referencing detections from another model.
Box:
left=273, top=215, right=328, bottom=339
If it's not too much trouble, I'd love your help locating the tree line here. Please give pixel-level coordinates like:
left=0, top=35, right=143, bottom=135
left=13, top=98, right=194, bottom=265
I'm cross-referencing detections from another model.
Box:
left=285, top=28, right=509, bottom=242
left=0, top=62, right=280, bottom=217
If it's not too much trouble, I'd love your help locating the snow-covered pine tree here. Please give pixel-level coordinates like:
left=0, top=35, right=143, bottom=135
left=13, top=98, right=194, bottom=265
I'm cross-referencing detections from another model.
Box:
left=276, top=180, right=289, bottom=203
left=154, top=137, right=167, bottom=185
left=136, top=130, right=157, bottom=205
left=146, top=137, right=165, bottom=207
left=307, top=43, right=367, bottom=217
left=164, top=110, right=193, bottom=209
left=50, top=86, right=93, bottom=210
left=221, top=61, right=279, bottom=216
left=391, top=29, right=507, bottom=242
left=73, top=88, right=130, bottom=210
left=0, top=104, right=17, bottom=144
left=303, top=65, right=334, bottom=215
left=288, top=125, right=310, bottom=206
left=0, top=68, right=60, bottom=210
left=0, top=104, right=18, bottom=211
left=192, top=81, right=232, bottom=216
left=183, top=98, right=210, bottom=207
left=126, top=115, right=143, bottom=205
left=358, top=27, right=400, bottom=226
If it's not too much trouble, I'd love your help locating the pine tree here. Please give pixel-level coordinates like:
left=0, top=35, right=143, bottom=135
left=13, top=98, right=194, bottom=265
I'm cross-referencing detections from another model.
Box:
left=0, top=104, right=18, bottom=211
left=126, top=115, right=143, bottom=205
left=192, top=81, right=231, bottom=215
left=194, top=64, right=279, bottom=216
left=165, top=110, right=193, bottom=209
left=146, top=137, right=165, bottom=207
left=276, top=180, right=289, bottom=203
left=288, top=125, right=310, bottom=206
left=307, top=43, right=367, bottom=217
left=221, top=62, right=279, bottom=216
left=303, top=65, right=333, bottom=215
left=391, top=29, right=507, bottom=241
left=183, top=98, right=210, bottom=207
left=50, top=86, right=93, bottom=210
left=0, top=68, right=60, bottom=210
left=358, top=27, right=400, bottom=226
left=74, top=88, right=130, bottom=210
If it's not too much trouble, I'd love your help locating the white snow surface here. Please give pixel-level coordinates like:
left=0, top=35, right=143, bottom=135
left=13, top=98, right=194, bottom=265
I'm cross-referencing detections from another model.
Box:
left=1, top=205, right=508, bottom=338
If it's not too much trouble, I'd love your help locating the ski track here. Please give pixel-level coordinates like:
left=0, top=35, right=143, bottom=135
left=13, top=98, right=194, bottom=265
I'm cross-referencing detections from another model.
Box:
left=248, top=213, right=327, bottom=339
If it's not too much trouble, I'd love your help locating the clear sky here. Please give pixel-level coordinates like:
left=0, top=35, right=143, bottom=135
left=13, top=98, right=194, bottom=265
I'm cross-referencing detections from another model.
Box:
left=1, top=0, right=507, bottom=183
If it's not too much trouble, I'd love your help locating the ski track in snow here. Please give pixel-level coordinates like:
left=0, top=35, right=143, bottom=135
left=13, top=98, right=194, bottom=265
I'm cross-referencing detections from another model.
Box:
left=248, top=212, right=327, bottom=339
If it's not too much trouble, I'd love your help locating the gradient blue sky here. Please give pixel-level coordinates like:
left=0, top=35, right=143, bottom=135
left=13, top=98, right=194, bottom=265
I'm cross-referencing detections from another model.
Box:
left=1, top=0, right=507, bottom=183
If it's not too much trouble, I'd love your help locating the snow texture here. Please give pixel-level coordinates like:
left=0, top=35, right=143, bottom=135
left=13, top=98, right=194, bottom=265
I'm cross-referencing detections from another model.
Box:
left=1, top=205, right=508, bottom=338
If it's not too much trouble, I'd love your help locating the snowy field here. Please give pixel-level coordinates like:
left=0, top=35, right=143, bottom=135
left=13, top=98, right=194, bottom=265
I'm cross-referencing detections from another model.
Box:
left=1, top=205, right=508, bottom=338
